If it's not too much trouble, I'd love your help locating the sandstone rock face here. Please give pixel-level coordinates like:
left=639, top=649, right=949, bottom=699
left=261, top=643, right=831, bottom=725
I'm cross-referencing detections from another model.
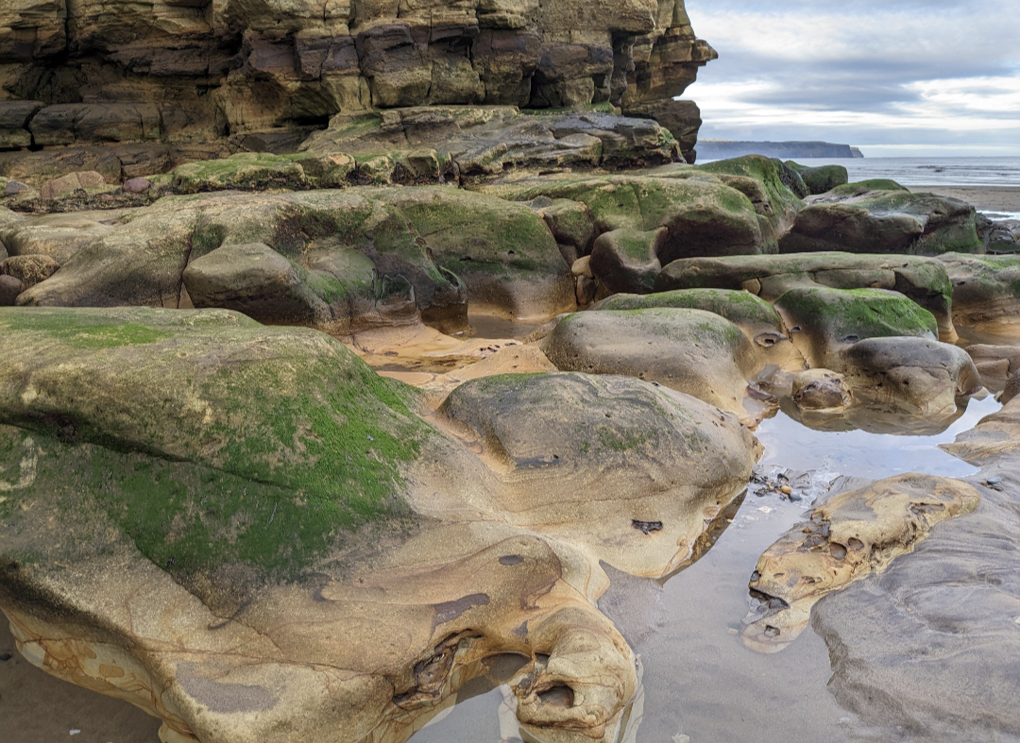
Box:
left=837, top=337, right=981, bottom=417
left=0, top=306, right=759, bottom=743
left=0, top=0, right=715, bottom=175
left=785, top=162, right=848, bottom=195
left=940, top=252, right=1020, bottom=333
left=774, top=286, right=938, bottom=369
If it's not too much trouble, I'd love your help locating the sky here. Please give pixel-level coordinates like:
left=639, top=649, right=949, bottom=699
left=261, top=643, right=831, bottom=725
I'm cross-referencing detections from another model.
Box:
left=682, top=0, right=1020, bottom=157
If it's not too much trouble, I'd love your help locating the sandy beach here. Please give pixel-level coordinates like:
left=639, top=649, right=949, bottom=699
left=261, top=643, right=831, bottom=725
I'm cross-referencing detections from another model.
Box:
left=1, top=620, right=160, bottom=743
left=911, top=185, right=1020, bottom=213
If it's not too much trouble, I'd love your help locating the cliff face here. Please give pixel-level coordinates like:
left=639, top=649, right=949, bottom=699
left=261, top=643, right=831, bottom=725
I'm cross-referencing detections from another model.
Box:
left=0, top=0, right=714, bottom=170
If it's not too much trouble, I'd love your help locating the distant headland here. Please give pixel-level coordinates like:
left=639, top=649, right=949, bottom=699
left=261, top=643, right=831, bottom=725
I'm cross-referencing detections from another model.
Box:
left=697, top=140, right=865, bottom=159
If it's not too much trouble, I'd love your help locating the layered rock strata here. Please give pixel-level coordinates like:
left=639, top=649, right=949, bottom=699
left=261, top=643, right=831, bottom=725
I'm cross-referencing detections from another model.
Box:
left=0, top=0, right=716, bottom=178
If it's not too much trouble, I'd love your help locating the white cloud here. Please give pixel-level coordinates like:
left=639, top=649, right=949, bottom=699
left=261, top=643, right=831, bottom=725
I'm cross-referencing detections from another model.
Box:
left=682, top=0, right=1020, bottom=154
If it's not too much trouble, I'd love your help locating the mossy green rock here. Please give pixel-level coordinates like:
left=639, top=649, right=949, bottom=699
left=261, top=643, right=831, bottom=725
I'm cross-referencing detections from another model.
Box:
left=501, top=174, right=766, bottom=266
left=785, top=162, right=849, bottom=195
left=171, top=152, right=355, bottom=194
left=781, top=188, right=981, bottom=255
left=594, top=288, right=783, bottom=335
left=694, top=155, right=805, bottom=237
left=775, top=286, right=938, bottom=368
left=17, top=187, right=573, bottom=330
left=540, top=308, right=761, bottom=419
left=588, top=227, right=664, bottom=294
left=0, top=306, right=431, bottom=580
left=939, top=252, right=1020, bottom=327
left=655, top=252, right=958, bottom=343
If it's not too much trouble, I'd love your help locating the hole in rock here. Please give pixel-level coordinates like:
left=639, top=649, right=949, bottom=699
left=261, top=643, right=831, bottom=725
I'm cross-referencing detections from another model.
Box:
left=537, top=685, right=575, bottom=707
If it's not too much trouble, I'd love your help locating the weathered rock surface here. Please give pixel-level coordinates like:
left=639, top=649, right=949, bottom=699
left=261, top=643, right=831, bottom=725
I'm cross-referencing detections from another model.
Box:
left=0, top=1, right=715, bottom=178
left=655, top=252, right=959, bottom=344
left=0, top=210, right=116, bottom=263
left=499, top=173, right=769, bottom=269
left=815, top=403, right=1020, bottom=740
left=592, top=287, right=801, bottom=368
left=940, top=252, right=1020, bottom=334
left=837, top=337, right=981, bottom=417
left=965, top=344, right=1020, bottom=389
left=0, top=253, right=60, bottom=288
left=16, top=187, right=576, bottom=330
left=743, top=473, right=980, bottom=653
left=785, top=162, right=848, bottom=195
left=0, top=306, right=759, bottom=743
left=779, top=185, right=981, bottom=255
left=774, top=286, right=937, bottom=369
left=539, top=307, right=763, bottom=421
left=791, top=368, right=853, bottom=412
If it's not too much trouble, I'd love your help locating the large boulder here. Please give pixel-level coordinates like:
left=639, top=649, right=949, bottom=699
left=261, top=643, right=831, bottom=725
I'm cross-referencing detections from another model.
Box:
left=692, top=155, right=805, bottom=240
left=439, top=372, right=761, bottom=578
left=592, top=287, right=801, bottom=368
left=0, top=211, right=115, bottom=264
left=655, top=252, right=959, bottom=344
left=774, top=286, right=938, bottom=368
left=779, top=185, right=982, bottom=255
left=939, top=252, right=1020, bottom=333
left=500, top=174, right=768, bottom=269
left=0, top=306, right=759, bottom=743
left=837, top=337, right=982, bottom=416
left=784, top=161, right=848, bottom=195
left=539, top=307, right=763, bottom=420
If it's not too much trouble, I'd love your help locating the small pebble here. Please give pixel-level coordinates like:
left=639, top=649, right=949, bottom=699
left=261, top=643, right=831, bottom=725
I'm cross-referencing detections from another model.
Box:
left=986, top=477, right=1003, bottom=485
left=122, top=177, right=151, bottom=194
left=70, top=731, right=81, bottom=736
left=780, top=485, right=792, bottom=494
left=0, top=652, right=12, bottom=661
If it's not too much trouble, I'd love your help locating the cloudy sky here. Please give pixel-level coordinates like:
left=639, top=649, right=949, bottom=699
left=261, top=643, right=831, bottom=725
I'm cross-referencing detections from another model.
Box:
left=682, top=0, right=1020, bottom=156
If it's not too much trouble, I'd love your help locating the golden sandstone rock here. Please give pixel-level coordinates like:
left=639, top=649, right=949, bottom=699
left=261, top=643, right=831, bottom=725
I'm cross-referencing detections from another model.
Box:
left=742, top=473, right=980, bottom=653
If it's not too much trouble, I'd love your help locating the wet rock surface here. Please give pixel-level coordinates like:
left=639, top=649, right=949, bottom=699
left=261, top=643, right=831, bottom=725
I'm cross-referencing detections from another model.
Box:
left=0, top=306, right=760, bottom=743
left=743, top=473, right=981, bottom=653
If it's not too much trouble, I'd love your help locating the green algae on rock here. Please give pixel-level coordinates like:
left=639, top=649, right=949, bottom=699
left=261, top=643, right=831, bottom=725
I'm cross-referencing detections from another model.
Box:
left=780, top=187, right=981, bottom=256
left=774, top=286, right=938, bottom=369
left=654, top=252, right=959, bottom=344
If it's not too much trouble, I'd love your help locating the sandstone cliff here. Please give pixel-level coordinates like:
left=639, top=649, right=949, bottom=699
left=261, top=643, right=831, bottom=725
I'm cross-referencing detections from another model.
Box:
left=0, top=0, right=715, bottom=176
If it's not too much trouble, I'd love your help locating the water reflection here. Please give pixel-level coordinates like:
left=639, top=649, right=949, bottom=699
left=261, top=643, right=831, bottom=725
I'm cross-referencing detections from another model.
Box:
left=758, top=395, right=1001, bottom=479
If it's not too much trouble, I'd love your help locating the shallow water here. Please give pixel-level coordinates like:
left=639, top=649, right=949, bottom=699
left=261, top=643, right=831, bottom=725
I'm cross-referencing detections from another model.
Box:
left=408, top=394, right=1002, bottom=743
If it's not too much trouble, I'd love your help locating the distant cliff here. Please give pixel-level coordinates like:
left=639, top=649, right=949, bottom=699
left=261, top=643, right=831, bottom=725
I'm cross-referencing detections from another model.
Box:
left=698, top=140, right=864, bottom=160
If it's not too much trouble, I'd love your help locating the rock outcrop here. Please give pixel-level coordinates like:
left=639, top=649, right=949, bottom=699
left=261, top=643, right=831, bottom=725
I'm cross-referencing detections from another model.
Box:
left=743, top=473, right=980, bottom=652
left=0, top=0, right=716, bottom=179
left=0, top=306, right=759, bottom=743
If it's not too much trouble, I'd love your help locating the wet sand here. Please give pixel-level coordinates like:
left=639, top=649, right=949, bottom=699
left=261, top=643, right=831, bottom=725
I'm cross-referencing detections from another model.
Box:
left=0, top=619, right=160, bottom=743
left=912, top=185, right=1020, bottom=213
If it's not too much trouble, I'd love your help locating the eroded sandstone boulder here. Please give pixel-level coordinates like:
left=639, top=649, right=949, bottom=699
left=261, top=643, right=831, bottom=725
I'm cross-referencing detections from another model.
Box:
left=592, top=287, right=801, bottom=369
left=0, top=306, right=760, bottom=743
left=940, top=252, right=1020, bottom=335
left=774, top=286, right=937, bottom=369
left=539, top=307, right=764, bottom=421
left=779, top=185, right=981, bottom=255
left=837, top=336, right=981, bottom=417
left=743, top=473, right=980, bottom=653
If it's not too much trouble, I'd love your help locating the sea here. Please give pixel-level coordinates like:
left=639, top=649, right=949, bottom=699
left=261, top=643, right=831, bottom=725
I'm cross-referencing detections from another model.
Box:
left=788, top=156, right=1020, bottom=188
